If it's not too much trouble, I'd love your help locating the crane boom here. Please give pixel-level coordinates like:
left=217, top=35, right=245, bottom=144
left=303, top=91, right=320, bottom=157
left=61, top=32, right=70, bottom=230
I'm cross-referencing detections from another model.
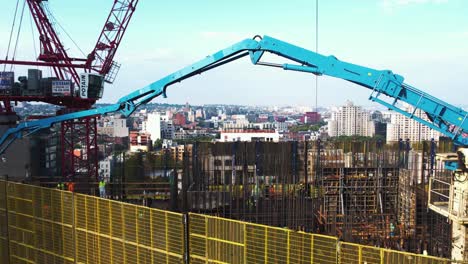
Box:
left=86, top=0, right=139, bottom=83
left=1, top=35, right=467, bottom=155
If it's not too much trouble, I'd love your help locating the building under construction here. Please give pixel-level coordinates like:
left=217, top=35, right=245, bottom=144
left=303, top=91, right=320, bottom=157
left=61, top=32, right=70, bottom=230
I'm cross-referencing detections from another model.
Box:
left=120, top=140, right=448, bottom=257
left=23, top=139, right=456, bottom=258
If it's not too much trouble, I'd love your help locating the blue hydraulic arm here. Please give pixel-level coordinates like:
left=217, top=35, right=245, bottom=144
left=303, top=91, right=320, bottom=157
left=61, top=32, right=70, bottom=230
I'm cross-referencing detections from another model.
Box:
left=1, top=35, right=467, bottom=155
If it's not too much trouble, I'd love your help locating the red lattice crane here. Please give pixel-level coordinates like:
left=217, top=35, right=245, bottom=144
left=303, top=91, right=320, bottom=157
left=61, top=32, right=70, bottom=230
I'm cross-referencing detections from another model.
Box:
left=0, top=0, right=139, bottom=187
left=86, top=0, right=138, bottom=84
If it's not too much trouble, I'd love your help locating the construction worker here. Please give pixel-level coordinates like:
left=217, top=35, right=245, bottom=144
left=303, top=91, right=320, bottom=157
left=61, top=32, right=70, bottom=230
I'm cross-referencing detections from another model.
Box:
left=56, top=181, right=65, bottom=190
left=390, top=222, right=395, bottom=237
left=99, top=179, right=106, bottom=198
left=67, top=181, right=75, bottom=192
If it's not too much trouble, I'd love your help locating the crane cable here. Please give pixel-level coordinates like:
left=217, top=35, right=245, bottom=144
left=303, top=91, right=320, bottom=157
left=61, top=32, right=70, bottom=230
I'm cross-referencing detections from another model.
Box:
left=10, top=0, right=27, bottom=72
left=3, top=0, right=21, bottom=72
left=315, top=0, right=319, bottom=112
left=45, top=3, right=86, bottom=57
left=44, top=3, right=86, bottom=80
left=29, top=6, right=38, bottom=68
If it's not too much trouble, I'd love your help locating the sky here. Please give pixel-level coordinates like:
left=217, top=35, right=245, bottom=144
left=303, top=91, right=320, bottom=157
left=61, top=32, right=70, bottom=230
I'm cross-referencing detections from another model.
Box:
left=0, top=0, right=467, bottom=108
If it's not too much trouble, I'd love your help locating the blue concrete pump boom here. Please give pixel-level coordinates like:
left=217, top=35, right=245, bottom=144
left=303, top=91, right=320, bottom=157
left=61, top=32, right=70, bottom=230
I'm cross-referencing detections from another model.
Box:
left=1, top=35, right=467, bottom=156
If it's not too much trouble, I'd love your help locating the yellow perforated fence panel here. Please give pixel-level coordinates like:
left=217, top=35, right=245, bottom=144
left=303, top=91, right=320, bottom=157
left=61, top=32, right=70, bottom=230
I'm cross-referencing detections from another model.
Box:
left=339, top=242, right=452, bottom=264
left=189, top=213, right=460, bottom=264
left=74, top=194, right=185, bottom=264
left=0, top=181, right=9, bottom=263
left=0, top=181, right=463, bottom=264
left=189, top=213, right=337, bottom=264
left=0, top=181, right=185, bottom=264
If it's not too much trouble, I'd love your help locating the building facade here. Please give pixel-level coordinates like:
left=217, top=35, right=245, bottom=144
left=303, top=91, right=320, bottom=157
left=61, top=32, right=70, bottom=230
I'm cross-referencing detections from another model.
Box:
left=98, top=156, right=112, bottom=182
left=129, top=131, right=151, bottom=152
left=386, top=106, right=440, bottom=142
left=328, top=101, right=375, bottom=137
left=300, top=112, right=321, bottom=124
left=143, top=112, right=175, bottom=141
left=97, top=116, right=129, bottom=138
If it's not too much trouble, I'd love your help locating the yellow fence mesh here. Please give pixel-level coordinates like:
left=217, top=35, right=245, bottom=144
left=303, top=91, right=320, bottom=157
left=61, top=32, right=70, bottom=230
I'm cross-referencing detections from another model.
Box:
left=189, top=213, right=460, bottom=264
left=0, top=181, right=185, bottom=264
left=0, top=180, right=463, bottom=264
left=189, top=213, right=337, bottom=264
left=0, top=181, right=8, bottom=263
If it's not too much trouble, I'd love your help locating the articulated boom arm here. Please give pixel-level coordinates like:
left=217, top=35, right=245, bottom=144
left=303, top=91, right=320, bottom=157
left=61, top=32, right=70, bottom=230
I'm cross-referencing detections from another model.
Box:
left=1, top=35, right=467, bottom=154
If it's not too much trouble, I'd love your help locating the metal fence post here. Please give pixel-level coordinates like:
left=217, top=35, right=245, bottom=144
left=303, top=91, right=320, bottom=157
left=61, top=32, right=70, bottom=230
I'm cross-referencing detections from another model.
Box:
left=184, top=213, right=190, bottom=264
left=336, top=240, right=341, bottom=264
left=380, top=248, right=384, bottom=264
left=286, top=230, right=290, bottom=264
left=310, top=234, right=314, bottom=264
left=243, top=223, right=247, bottom=264
left=72, top=192, right=77, bottom=264
left=3, top=180, right=10, bottom=264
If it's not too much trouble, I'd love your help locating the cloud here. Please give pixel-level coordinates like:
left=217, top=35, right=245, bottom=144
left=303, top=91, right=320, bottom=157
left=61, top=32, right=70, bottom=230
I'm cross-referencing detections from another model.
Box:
left=381, top=0, right=449, bottom=12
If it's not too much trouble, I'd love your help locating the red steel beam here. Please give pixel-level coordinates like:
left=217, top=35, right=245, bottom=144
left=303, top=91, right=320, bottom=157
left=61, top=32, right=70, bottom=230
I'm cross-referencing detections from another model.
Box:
left=0, top=60, right=86, bottom=68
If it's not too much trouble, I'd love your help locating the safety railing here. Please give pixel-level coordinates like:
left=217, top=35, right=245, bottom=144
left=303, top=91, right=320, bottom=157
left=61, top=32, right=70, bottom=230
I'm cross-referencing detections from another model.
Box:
left=0, top=180, right=185, bottom=264
left=189, top=213, right=455, bottom=264
left=429, top=177, right=468, bottom=223
left=0, top=181, right=8, bottom=264
left=0, top=180, right=464, bottom=264
left=36, top=180, right=172, bottom=200
left=189, top=212, right=337, bottom=264
left=339, top=242, right=451, bottom=264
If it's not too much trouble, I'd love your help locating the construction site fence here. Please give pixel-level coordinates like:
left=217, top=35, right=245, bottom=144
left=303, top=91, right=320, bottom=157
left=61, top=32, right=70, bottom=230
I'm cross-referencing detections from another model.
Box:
left=0, top=180, right=463, bottom=264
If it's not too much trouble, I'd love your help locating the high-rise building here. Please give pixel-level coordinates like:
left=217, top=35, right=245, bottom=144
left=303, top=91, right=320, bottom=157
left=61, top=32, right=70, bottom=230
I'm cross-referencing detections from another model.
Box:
left=386, top=106, right=440, bottom=142
left=144, top=112, right=162, bottom=140
left=328, top=101, right=375, bottom=137
left=143, top=112, right=174, bottom=141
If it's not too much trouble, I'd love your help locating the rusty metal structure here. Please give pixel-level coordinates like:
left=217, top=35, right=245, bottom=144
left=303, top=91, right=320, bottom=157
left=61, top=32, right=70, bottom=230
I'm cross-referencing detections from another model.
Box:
left=24, top=139, right=456, bottom=258
left=174, top=140, right=452, bottom=257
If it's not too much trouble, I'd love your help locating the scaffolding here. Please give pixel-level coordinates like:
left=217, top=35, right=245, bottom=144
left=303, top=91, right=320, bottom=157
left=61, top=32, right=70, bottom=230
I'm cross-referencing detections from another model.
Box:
left=309, top=143, right=400, bottom=246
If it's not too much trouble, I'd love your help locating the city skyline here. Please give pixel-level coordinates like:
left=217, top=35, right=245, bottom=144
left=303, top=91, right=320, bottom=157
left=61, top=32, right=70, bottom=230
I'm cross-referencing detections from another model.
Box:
left=0, top=0, right=467, bottom=107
